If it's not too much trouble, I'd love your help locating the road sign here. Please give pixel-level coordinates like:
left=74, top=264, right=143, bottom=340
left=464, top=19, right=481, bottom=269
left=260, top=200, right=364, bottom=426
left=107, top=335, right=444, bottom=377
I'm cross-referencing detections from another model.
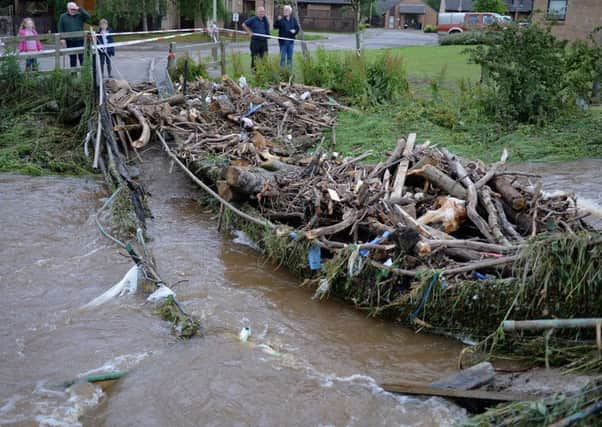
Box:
left=233, top=13, right=239, bottom=23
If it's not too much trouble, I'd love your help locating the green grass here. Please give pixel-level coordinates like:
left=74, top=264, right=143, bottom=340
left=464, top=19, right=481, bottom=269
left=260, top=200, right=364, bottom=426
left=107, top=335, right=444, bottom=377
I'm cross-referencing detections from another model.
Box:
left=333, top=103, right=602, bottom=163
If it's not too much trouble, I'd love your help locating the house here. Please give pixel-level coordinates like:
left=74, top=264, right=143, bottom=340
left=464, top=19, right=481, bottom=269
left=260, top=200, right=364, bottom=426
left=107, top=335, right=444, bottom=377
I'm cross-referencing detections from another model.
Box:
left=289, top=0, right=355, bottom=32
left=532, top=0, right=602, bottom=41
left=383, top=0, right=438, bottom=30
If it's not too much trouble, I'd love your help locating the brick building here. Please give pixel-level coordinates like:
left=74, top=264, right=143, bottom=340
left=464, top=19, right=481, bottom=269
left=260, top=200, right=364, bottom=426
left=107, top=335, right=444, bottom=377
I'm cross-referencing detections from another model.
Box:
left=384, top=0, right=438, bottom=30
left=532, top=0, right=602, bottom=41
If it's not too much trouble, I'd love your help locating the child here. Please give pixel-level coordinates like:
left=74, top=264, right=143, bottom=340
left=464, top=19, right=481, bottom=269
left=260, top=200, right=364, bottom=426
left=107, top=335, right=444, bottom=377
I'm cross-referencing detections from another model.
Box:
left=96, top=19, right=115, bottom=78
left=18, top=18, right=42, bottom=71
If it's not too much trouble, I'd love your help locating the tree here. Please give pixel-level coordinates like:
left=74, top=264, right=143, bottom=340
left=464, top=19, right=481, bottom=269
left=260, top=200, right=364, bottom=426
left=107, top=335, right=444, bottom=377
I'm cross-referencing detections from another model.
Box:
left=96, top=0, right=167, bottom=31
left=425, top=0, right=439, bottom=11
left=472, top=0, right=507, bottom=14
left=177, top=0, right=228, bottom=26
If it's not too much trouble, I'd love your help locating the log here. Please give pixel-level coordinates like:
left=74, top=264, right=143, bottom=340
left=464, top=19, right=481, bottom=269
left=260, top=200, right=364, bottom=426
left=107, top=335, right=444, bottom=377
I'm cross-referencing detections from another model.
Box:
left=385, top=137, right=406, bottom=165
left=492, top=176, right=526, bottom=211
left=260, top=159, right=303, bottom=175
left=305, top=211, right=359, bottom=240
left=126, top=105, right=151, bottom=149
left=390, top=133, right=416, bottom=201
left=225, top=166, right=275, bottom=196
left=408, top=164, right=467, bottom=199
left=480, top=186, right=511, bottom=246
left=443, top=149, right=496, bottom=243
left=474, top=148, right=508, bottom=189
left=493, top=197, right=524, bottom=242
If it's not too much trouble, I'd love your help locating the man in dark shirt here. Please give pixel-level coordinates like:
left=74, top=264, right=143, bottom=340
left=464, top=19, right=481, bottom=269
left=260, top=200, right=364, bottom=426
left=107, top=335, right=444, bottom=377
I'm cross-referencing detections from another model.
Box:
left=273, top=5, right=299, bottom=70
left=242, top=6, right=270, bottom=70
left=58, top=2, right=90, bottom=68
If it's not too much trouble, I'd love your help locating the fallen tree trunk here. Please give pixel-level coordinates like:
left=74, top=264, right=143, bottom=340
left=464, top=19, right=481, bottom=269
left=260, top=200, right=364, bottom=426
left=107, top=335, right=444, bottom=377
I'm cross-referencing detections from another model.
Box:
left=225, top=166, right=276, bottom=196
left=493, top=176, right=526, bottom=211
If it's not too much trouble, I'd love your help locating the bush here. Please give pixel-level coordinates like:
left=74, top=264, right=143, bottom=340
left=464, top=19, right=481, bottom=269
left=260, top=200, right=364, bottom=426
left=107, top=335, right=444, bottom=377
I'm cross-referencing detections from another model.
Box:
left=423, top=25, right=437, bottom=33
left=254, top=55, right=290, bottom=87
left=299, top=49, right=408, bottom=107
left=367, top=51, right=409, bottom=104
left=230, top=52, right=244, bottom=78
left=439, top=31, right=498, bottom=45
left=169, top=54, right=208, bottom=83
left=469, top=24, right=599, bottom=125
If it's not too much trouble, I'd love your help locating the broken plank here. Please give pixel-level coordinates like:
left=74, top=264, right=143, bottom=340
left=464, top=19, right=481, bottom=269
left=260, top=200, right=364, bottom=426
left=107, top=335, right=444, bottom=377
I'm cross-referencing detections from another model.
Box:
left=381, top=382, right=534, bottom=404
left=389, top=133, right=416, bottom=202
left=430, top=362, right=495, bottom=390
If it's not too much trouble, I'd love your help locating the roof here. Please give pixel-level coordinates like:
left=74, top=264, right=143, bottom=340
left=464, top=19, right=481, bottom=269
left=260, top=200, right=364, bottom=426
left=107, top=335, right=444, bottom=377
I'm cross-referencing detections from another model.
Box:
left=398, top=4, right=426, bottom=13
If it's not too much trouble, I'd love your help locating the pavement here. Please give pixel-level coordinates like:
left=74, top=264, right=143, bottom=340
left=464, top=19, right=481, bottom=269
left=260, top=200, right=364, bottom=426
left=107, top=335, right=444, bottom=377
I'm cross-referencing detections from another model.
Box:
left=20, top=29, right=438, bottom=82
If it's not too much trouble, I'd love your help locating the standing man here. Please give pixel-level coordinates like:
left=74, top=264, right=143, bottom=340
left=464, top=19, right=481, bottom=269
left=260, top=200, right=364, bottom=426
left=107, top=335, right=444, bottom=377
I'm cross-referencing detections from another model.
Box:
left=242, top=6, right=270, bottom=70
left=273, top=5, right=299, bottom=70
left=58, top=2, right=90, bottom=68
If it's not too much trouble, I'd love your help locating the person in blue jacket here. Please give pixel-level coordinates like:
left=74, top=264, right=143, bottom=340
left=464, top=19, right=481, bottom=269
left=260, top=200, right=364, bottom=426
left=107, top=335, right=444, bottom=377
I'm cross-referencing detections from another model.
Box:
left=242, top=6, right=270, bottom=70
left=96, top=18, right=115, bottom=78
left=273, top=5, right=300, bottom=70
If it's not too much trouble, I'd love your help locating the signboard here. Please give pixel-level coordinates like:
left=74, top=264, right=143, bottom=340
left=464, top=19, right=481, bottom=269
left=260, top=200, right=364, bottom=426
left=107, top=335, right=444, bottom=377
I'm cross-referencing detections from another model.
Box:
left=232, top=13, right=239, bottom=23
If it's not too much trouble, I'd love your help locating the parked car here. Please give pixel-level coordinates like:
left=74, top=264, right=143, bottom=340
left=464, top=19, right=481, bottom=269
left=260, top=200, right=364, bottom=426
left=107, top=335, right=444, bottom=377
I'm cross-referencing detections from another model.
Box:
left=437, top=12, right=506, bottom=34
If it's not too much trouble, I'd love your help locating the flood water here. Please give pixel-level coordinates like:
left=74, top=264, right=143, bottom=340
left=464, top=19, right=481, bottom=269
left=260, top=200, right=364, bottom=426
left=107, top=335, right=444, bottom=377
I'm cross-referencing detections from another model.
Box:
left=1, top=153, right=600, bottom=427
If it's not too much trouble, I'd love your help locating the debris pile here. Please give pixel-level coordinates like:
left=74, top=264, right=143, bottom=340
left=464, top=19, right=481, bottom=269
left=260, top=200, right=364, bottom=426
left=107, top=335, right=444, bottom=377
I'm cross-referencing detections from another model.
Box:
left=106, top=78, right=597, bottom=285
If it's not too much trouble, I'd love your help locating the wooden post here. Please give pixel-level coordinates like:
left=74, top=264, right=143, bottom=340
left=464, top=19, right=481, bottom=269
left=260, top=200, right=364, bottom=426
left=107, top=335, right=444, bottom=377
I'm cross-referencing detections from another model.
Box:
left=54, top=34, right=61, bottom=71
left=219, top=39, right=226, bottom=76
left=167, top=42, right=176, bottom=70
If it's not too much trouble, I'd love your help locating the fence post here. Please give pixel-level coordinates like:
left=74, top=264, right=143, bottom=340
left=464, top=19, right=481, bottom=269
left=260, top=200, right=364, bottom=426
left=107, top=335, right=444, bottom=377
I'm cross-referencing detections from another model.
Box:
left=54, top=34, right=61, bottom=71
left=220, top=39, right=226, bottom=76
left=167, top=42, right=176, bottom=70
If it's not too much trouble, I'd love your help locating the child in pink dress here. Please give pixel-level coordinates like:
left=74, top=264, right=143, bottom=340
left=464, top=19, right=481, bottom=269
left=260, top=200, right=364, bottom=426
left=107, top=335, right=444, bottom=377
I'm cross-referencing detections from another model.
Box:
left=18, top=18, right=43, bottom=71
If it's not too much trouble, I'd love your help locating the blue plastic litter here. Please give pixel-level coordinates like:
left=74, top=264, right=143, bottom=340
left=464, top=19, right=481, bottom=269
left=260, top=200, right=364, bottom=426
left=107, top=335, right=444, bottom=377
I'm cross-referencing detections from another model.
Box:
left=308, top=244, right=322, bottom=270
left=411, top=272, right=440, bottom=319
left=242, top=102, right=263, bottom=119
left=472, top=271, right=487, bottom=281
left=288, top=231, right=300, bottom=240
left=359, top=230, right=392, bottom=257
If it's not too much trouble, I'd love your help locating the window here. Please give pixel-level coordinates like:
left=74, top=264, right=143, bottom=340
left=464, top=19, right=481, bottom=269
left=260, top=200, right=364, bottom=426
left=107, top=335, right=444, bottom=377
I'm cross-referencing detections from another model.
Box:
left=483, top=15, right=495, bottom=25
left=467, top=15, right=479, bottom=25
left=547, top=0, right=567, bottom=20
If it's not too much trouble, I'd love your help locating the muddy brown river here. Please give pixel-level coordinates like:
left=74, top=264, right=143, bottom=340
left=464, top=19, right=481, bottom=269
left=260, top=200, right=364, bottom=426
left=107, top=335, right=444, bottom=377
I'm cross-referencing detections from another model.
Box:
left=1, top=152, right=600, bottom=427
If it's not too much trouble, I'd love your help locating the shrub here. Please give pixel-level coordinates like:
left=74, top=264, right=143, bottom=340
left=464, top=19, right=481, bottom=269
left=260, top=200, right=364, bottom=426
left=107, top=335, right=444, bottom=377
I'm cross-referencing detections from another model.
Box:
left=423, top=25, right=437, bottom=33
left=230, top=52, right=244, bottom=78
left=169, top=54, right=208, bottom=83
left=439, top=31, right=498, bottom=45
left=367, top=51, right=408, bottom=104
left=254, top=55, right=288, bottom=87
left=469, top=24, right=600, bottom=125
left=300, top=49, right=408, bottom=107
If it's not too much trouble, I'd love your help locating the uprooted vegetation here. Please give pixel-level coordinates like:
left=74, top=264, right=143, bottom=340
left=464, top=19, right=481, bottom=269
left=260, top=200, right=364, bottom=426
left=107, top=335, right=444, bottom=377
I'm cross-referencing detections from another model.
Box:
left=106, top=77, right=601, bottom=373
left=0, top=53, right=94, bottom=175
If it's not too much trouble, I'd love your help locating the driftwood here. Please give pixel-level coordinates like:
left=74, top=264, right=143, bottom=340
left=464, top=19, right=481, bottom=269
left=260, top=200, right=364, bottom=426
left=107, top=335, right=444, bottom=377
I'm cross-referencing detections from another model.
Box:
left=126, top=105, right=151, bottom=149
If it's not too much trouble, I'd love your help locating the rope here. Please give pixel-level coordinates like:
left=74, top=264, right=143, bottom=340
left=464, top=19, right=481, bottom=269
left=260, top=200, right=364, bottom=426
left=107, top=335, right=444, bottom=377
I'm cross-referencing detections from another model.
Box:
left=411, top=272, right=440, bottom=320
left=155, top=130, right=276, bottom=230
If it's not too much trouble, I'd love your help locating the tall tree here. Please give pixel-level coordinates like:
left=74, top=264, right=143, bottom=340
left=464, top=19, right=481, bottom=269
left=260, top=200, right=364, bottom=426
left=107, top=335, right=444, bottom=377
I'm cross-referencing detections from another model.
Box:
left=96, top=0, right=167, bottom=30
left=472, top=0, right=507, bottom=14
left=177, top=0, right=227, bottom=26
